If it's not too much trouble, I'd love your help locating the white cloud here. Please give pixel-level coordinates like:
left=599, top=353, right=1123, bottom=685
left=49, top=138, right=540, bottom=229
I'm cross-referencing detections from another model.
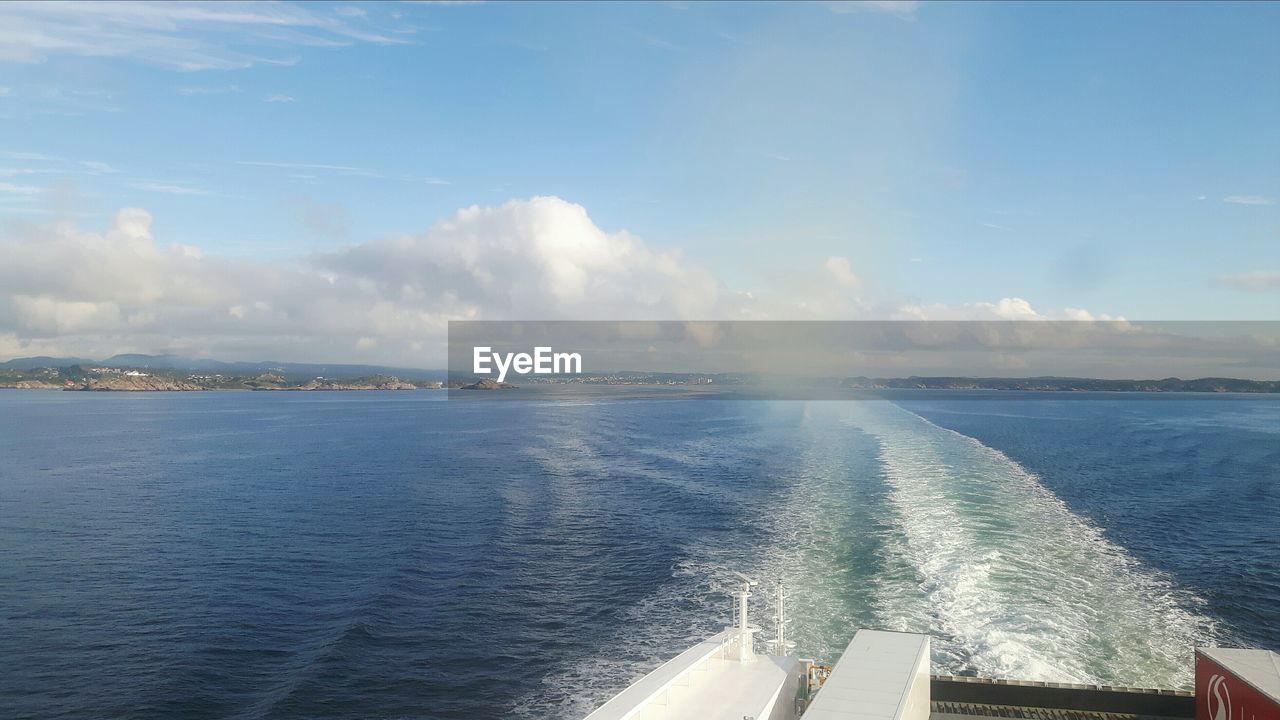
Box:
left=317, top=196, right=732, bottom=321
left=0, top=87, right=10, bottom=97
left=0, top=196, right=1121, bottom=365
left=824, top=256, right=862, bottom=288
left=264, top=94, right=296, bottom=103
left=0, top=198, right=736, bottom=363
left=0, top=1, right=409, bottom=70
left=892, top=297, right=1124, bottom=322
left=1223, top=195, right=1275, bottom=206
left=1218, top=271, right=1280, bottom=289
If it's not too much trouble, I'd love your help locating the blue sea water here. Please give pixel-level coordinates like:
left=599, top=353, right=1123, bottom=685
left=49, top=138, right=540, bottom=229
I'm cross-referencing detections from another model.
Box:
left=0, top=391, right=1276, bottom=719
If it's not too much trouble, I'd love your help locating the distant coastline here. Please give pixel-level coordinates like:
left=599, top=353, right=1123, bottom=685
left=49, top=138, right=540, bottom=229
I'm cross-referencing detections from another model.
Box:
left=2, top=354, right=1279, bottom=394
left=0, top=355, right=446, bottom=392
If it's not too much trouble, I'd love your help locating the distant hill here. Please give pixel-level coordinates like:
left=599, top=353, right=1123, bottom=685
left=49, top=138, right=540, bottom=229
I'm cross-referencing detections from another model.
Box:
left=0, top=356, right=95, bottom=370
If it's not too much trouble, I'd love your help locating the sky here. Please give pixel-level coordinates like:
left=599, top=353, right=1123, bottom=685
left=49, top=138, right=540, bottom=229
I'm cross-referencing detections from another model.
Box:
left=0, top=0, right=1277, bottom=367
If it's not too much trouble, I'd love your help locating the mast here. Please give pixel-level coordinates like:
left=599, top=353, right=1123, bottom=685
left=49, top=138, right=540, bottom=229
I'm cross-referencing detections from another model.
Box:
left=771, top=582, right=795, bottom=656
left=730, top=572, right=758, bottom=662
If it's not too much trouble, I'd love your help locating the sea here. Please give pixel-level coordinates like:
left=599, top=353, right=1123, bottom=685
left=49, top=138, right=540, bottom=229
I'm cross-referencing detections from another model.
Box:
left=1, top=390, right=1277, bottom=719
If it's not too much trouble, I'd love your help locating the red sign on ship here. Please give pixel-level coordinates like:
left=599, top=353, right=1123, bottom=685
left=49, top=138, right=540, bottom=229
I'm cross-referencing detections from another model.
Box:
left=1196, top=650, right=1280, bottom=720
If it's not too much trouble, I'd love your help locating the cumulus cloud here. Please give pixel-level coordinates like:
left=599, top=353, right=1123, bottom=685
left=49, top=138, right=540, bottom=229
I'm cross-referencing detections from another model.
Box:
left=0, top=195, right=1123, bottom=365
left=316, top=196, right=734, bottom=322
left=892, top=297, right=1125, bottom=322
left=0, top=197, right=742, bottom=364
left=824, top=256, right=861, bottom=288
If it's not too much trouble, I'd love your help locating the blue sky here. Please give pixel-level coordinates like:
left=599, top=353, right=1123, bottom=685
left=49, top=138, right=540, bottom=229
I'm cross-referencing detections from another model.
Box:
left=0, top=1, right=1277, bottom=363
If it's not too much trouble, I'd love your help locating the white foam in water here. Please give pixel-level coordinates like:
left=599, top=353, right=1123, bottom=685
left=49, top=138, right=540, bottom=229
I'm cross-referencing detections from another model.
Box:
left=844, top=401, right=1218, bottom=688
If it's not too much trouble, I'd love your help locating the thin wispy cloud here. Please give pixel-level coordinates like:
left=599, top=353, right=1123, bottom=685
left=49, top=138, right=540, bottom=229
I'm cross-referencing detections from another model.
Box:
left=238, top=160, right=382, bottom=177
left=129, top=181, right=211, bottom=196
left=264, top=94, right=296, bottom=103
left=13, top=87, right=124, bottom=115
left=0, top=167, right=62, bottom=177
left=1223, top=195, right=1275, bottom=206
left=1218, top=271, right=1280, bottom=289
left=178, top=85, right=241, bottom=96
left=826, top=1, right=920, bottom=19
left=1, top=151, right=63, bottom=162
left=0, top=1, right=411, bottom=71
left=1, top=152, right=118, bottom=179
left=0, top=182, right=43, bottom=195
left=634, top=32, right=676, bottom=50
left=236, top=160, right=448, bottom=186
left=80, top=161, right=119, bottom=174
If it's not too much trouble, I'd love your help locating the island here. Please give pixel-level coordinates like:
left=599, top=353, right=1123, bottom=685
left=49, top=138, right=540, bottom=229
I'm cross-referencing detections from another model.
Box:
left=459, top=378, right=518, bottom=390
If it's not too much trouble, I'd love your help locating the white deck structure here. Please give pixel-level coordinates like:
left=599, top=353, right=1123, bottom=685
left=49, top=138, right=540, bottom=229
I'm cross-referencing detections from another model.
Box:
left=803, top=630, right=931, bottom=720
left=580, top=629, right=801, bottom=720
left=583, top=577, right=804, bottom=720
